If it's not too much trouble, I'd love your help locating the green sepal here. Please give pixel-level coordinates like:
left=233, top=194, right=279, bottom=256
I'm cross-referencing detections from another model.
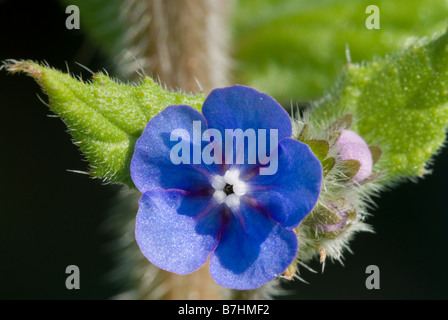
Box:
left=302, top=198, right=357, bottom=240
left=329, top=114, right=353, bottom=132
left=369, top=146, right=382, bottom=166
left=303, top=139, right=335, bottom=176
left=339, top=160, right=361, bottom=180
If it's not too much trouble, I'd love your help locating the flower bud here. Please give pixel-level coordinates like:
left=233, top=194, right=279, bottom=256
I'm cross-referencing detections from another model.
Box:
left=335, top=129, right=373, bottom=182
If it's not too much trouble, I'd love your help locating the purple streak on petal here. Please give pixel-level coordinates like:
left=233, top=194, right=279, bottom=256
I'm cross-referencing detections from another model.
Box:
left=136, top=188, right=222, bottom=275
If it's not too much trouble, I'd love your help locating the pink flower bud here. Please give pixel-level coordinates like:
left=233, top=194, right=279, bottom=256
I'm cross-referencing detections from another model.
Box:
left=335, top=129, right=373, bottom=182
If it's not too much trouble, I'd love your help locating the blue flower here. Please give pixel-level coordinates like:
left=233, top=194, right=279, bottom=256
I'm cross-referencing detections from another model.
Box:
left=130, top=85, right=322, bottom=290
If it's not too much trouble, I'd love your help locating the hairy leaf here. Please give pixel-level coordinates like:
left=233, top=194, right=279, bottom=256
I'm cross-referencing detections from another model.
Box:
left=310, top=31, right=448, bottom=182
left=5, top=61, right=204, bottom=187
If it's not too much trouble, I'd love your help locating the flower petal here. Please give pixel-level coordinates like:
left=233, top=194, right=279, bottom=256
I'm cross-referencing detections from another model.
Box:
left=209, top=203, right=298, bottom=290
left=248, top=138, right=322, bottom=228
left=202, top=85, right=292, bottom=140
left=131, top=105, right=216, bottom=193
left=202, top=85, right=292, bottom=176
left=136, top=188, right=222, bottom=275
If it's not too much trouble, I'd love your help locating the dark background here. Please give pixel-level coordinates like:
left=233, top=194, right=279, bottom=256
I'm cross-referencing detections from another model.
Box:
left=1, top=0, right=447, bottom=299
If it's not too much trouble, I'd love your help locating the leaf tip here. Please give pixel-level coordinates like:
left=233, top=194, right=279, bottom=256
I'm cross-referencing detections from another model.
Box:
left=2, top=59, right=46, bottom=82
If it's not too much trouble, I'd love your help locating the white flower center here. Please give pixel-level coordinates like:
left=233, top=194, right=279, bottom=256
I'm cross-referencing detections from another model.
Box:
left=211, top=169, right=247, bottom=208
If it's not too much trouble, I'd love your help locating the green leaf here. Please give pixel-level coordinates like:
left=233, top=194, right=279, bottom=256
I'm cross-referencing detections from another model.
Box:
left=5, top=61, right=205, bottom=187
left=310, top=31, right=448, bottom=182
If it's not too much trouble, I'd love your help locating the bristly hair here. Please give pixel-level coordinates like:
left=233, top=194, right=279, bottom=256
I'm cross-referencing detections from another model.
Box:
left=118, top=0, right=230, bottom=93
left=291, top=106, right=384, bottom=275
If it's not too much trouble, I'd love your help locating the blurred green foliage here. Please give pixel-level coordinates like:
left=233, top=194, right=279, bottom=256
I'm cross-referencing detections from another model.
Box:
left=233, top=0, right=448, bottom=103
left=64, top=0, right=448, bottom=104
left=61, top=0, right=126, bottom=60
